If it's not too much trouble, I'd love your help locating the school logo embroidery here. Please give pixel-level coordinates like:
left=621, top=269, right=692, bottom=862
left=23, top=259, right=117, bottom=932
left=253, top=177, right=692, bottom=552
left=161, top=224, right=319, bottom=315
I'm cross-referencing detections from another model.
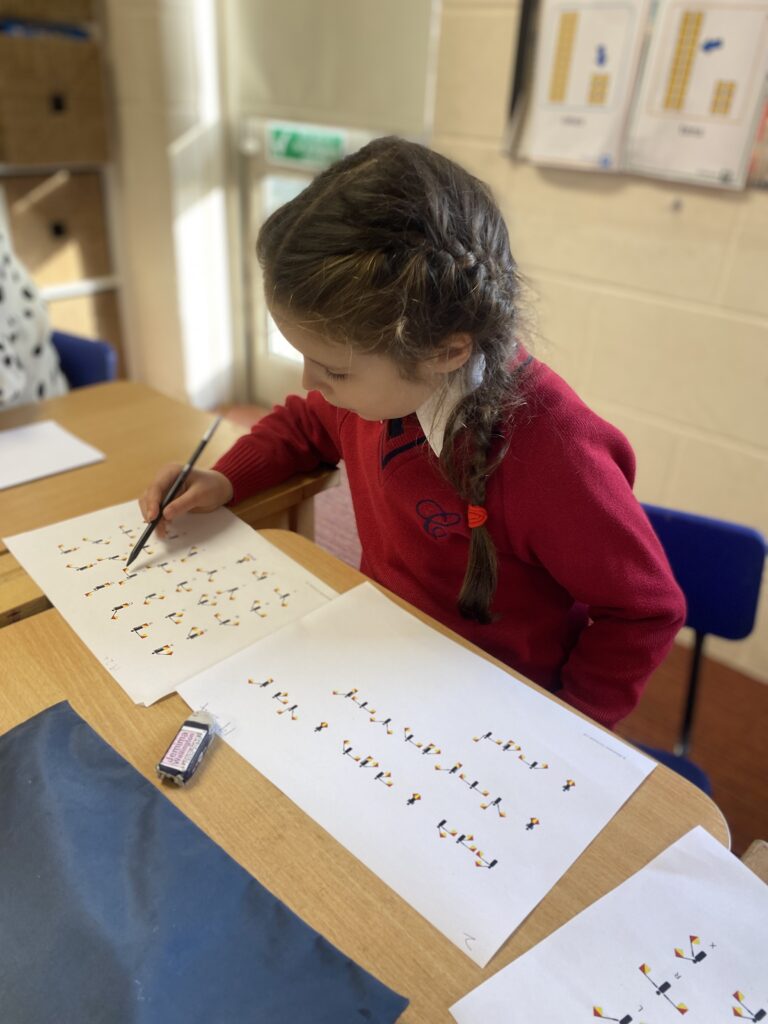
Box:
left=416, top=499, right=462, bottom=539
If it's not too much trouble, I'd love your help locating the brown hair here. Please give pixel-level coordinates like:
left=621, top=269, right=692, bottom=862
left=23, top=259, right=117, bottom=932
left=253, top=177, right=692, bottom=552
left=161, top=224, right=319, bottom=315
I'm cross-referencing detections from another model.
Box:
left=257, top=137, right=526, bottom=623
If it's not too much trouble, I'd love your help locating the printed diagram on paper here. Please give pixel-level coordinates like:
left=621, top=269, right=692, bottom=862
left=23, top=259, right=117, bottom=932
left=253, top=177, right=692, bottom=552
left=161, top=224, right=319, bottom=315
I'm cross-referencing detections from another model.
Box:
left=451, top=827, right=768, bottom=1023
left=523, top=0, right=650, bottom=169
left=626, top=1, right=768, bottom=187
left=178, top=582, right=654, bottom=967
left=4, top=501, right=336, bottom=705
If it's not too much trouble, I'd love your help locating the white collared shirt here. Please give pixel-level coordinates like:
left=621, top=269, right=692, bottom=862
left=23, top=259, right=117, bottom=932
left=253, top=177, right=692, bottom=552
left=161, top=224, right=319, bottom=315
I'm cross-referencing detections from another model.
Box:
left=415, top=355, right=485, bottom=456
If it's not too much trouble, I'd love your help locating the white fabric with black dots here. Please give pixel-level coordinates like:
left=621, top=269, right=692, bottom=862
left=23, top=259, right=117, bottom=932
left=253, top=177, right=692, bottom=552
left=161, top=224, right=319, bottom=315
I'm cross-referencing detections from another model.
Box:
left=0, top=231, right=69, bottom=409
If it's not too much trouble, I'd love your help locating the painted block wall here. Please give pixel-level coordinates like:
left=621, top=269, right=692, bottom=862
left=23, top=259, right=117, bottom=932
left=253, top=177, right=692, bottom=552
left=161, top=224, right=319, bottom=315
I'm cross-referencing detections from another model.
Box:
left=432, top=0, right=768, bottom=682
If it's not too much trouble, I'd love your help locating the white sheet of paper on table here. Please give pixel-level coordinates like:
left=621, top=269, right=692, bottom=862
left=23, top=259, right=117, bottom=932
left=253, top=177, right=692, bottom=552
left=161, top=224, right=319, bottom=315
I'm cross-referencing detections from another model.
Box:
left=4, top=500, right=337, bottom=705
left=178, top=581, right=655, bottom=967
left=0, top=419, right=105, bottom=490
left=450, top=826, right=768, bottom=1022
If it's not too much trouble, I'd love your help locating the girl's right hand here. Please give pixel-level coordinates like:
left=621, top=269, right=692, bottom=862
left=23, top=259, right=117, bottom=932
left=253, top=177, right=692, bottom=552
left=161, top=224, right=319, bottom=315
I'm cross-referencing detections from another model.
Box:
left=138, top=465, right=234, bottom=539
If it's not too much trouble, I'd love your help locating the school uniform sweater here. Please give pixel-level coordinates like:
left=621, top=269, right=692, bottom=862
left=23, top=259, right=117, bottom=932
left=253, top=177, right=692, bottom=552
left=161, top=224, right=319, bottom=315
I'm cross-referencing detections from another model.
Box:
left=214, top=358, right=685, bottom=728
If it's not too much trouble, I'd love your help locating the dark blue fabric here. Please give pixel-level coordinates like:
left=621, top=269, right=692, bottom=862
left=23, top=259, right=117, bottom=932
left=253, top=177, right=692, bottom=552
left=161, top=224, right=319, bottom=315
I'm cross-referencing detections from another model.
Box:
left=0, top=703, right=408, bottom=1024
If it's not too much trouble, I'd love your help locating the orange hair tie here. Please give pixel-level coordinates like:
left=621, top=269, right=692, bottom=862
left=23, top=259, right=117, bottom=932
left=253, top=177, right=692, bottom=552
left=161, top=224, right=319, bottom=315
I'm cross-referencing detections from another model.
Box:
left=467, top=505, right=488, bottom=529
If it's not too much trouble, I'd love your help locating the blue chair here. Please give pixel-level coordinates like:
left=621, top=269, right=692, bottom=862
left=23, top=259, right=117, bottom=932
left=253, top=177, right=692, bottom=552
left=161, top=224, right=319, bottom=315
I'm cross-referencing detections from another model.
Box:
left=637, top=503, right=765, bottom=792
left=637, top=742, right=715, bottom=795
left=51, top=330, right=118, bottom=389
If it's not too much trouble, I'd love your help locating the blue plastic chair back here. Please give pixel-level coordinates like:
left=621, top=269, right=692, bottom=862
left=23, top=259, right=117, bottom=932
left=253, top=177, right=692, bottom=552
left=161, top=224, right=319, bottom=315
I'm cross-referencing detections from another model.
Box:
left=643, top=503, right=765, bottom=640
left=638, top=503, right=765, bottom=767
left=51, top=330, right=118, bottom=389
left=637, top=744, right=713, bottom=796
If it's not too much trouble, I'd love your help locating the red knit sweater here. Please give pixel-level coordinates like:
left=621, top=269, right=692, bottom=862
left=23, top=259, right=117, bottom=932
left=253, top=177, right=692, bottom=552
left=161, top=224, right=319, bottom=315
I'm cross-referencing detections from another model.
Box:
left=214, top=359, right=685, bottom=728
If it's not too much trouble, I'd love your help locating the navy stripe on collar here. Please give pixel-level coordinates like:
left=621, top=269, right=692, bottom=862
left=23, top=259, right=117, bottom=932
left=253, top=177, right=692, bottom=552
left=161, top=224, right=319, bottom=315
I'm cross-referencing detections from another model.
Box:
left=381, top=435, right=427, bottom=468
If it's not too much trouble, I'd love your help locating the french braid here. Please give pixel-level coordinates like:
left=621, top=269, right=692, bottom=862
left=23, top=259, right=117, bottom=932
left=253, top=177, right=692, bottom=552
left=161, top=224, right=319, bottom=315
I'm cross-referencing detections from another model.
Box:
left=257, top=137, right=526, bottom=622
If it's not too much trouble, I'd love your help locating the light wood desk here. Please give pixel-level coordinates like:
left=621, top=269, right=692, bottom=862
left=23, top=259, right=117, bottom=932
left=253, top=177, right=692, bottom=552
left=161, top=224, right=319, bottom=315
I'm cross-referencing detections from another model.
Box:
left=742, top=839, right=768, bottom=884
left=0, top=381, right=337, bottom=626
left=0, top=530, right=729, bottom=1023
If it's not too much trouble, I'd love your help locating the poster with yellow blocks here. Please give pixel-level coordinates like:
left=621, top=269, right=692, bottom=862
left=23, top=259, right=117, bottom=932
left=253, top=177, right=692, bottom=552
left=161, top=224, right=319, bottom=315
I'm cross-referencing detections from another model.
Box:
left=625, top=0, right=768, bottom=187
left=523, top=0, right=651, bottom=170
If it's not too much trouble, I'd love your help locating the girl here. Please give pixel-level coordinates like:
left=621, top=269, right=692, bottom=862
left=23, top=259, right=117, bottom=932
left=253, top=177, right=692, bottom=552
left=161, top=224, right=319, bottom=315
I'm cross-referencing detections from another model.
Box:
left=140, top=137, right=684, bottom=729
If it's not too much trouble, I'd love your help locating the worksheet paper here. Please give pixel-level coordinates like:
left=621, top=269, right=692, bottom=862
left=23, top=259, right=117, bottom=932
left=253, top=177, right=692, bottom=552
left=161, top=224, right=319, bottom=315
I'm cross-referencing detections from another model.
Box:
left=450, top=826, right=768, bottom=1023
left=0, top=420, right=104, bottom=490
left=178, top=582, right=655, bottom=968
left=4, top=501, right=336, bottom=705
left=625, top=0, right=768, bottom=188
left=522, top=0, right=651, bottom=170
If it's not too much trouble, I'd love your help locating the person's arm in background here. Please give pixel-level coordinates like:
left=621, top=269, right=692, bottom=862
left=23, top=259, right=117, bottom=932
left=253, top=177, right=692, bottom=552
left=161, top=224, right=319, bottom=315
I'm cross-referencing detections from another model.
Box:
left=0, top=229, right=29, bottom=408
left=0, top=325, right=26, bottom=408
left=0, top=230, right=68, bottom=409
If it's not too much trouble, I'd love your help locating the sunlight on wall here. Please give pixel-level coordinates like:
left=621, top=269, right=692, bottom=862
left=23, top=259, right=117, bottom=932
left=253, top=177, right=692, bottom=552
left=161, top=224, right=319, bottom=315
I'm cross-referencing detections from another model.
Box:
left=262, top=174, right=311, bottom=364
left=174, top=182, right=232, bottom=407
left=167, top=0, right=233, bottom=409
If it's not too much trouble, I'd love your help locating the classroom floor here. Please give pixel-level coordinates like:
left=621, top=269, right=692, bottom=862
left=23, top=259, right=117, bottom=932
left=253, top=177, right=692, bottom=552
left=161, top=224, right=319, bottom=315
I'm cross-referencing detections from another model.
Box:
left=220, top=405, right=768, bottom=858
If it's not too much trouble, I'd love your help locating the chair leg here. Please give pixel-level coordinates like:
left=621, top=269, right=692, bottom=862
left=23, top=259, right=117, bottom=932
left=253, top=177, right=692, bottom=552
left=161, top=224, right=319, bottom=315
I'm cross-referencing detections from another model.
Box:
left=675, top=632, right=705, bottom=757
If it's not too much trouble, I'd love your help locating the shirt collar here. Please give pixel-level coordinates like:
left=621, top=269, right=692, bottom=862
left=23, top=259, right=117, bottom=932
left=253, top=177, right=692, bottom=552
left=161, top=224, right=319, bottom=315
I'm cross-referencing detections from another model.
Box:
left=415, top=354, right=485, bottom=456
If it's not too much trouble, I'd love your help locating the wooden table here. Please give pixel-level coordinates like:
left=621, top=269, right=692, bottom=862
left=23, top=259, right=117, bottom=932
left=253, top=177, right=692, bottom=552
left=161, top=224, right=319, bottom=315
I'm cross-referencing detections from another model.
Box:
left=0, top=530, right=729, bottom=1023
left=0, top=381, right=337, bottom=626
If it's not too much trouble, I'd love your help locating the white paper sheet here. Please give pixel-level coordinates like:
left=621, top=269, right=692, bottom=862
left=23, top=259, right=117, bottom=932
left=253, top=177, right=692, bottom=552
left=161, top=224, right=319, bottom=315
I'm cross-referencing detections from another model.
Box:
left=178, top=582, right=654, bottom=967
left=0, top=420, right=105, bottom=490
left=625, top=0, right=768, bottom=188
left=4, top=501, right=336, bottom=705
left=523, top=0, right=650, bottom=170
left=451, top=826, right=768, bottom=1022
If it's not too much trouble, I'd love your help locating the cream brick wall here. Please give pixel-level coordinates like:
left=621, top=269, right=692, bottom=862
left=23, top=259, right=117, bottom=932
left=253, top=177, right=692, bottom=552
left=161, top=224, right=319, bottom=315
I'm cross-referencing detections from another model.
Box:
left=433, top=1, right=768, bottom=682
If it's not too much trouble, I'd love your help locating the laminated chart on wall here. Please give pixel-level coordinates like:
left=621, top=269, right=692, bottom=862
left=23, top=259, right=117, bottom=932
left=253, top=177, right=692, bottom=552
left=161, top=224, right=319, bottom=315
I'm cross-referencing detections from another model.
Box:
left=522, top=0, right=651, bottom=170
left=450, top=827, right=768, bottom=1023
left=4, top=501, right=336, bottom=705
left=178, top=582, right=655, bottom=968
left=748, top=94, right=768, bottom=185
left=625, top=0, right=768, bottom=188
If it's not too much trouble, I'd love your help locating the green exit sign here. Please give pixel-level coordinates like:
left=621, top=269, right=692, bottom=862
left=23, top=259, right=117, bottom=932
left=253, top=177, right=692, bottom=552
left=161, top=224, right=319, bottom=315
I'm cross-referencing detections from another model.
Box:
left=266, top=123, right=346, bottom=169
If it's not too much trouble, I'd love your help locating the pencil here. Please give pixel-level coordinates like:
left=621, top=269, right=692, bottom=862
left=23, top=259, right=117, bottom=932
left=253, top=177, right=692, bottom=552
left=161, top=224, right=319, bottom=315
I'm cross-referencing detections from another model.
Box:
left=125, top=416, right=223, bottom=568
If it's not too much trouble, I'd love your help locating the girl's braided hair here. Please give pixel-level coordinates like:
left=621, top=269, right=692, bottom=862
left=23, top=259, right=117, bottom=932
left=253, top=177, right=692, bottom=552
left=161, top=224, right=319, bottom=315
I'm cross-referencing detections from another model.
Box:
left=257, top=136, right=526, bottom=623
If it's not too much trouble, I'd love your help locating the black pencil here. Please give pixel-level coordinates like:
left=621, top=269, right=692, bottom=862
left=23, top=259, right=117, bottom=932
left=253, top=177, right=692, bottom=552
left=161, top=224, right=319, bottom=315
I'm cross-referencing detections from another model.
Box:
left=125, top=416, right=222, bottom=568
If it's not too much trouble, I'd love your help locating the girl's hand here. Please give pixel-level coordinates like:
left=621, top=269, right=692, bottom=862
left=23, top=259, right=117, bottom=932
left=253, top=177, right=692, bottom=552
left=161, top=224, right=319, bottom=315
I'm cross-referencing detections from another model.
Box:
left=138, top=466, right=234, bottom=539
